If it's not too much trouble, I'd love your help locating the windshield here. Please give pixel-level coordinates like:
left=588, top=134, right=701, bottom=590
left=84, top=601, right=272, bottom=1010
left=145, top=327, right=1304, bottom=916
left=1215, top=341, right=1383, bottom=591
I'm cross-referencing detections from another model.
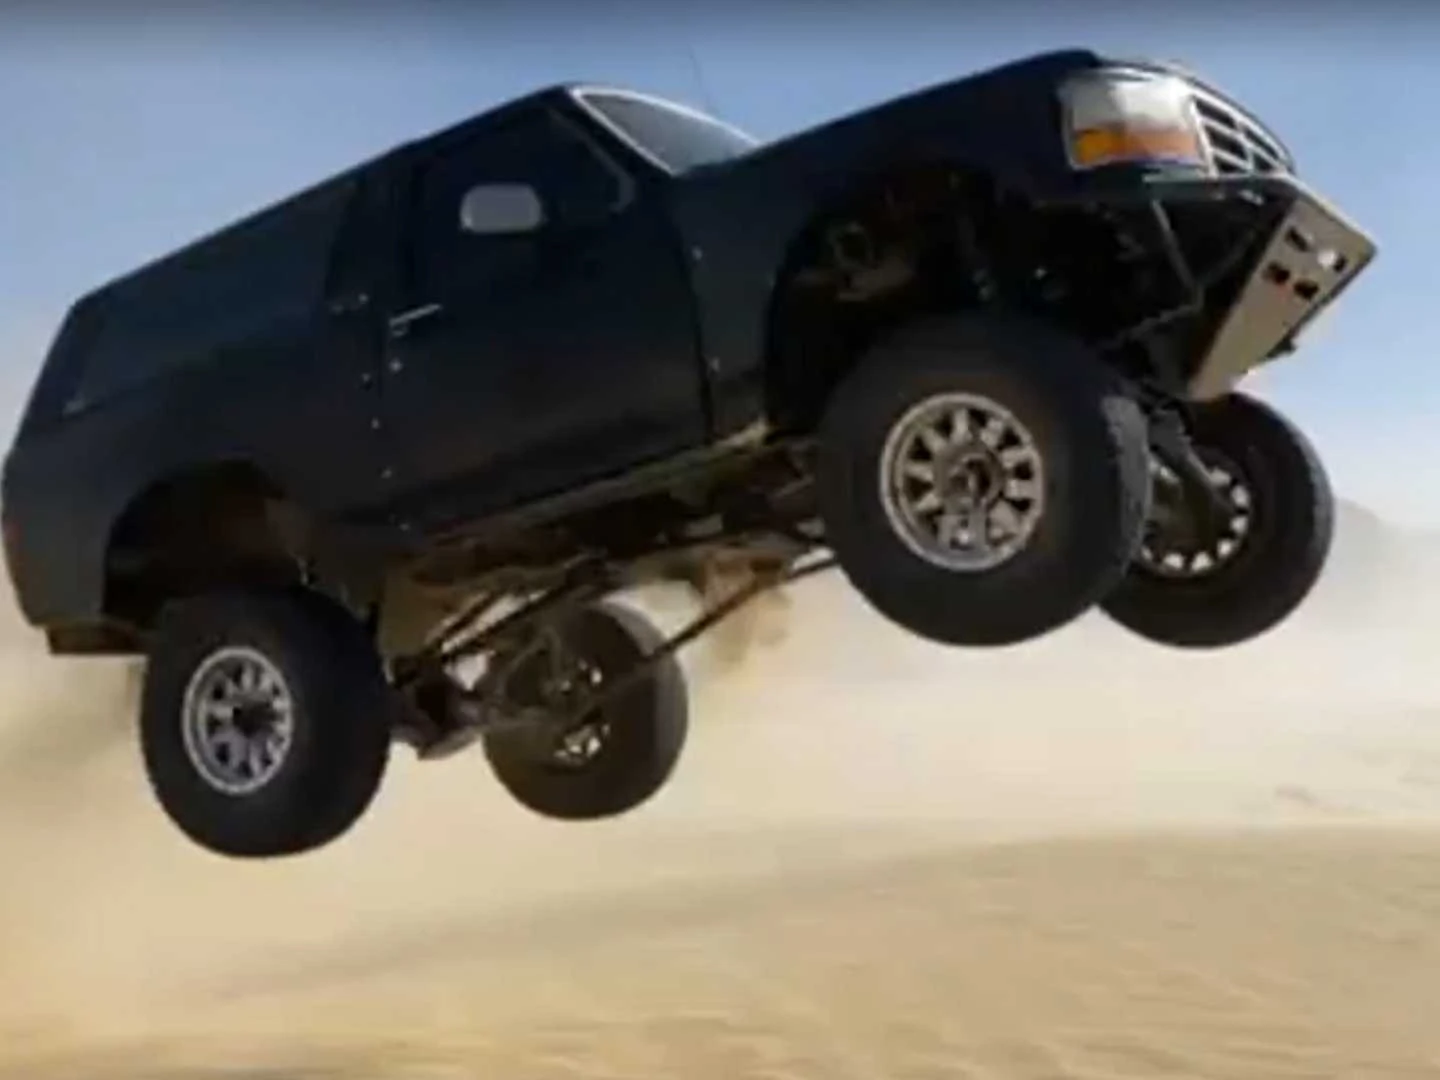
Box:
left=575, top=89, right=758, bottom=174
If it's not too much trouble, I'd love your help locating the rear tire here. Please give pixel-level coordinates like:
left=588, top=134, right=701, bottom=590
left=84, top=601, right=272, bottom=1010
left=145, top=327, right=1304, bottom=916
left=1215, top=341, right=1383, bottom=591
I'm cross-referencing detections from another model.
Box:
left=1101, top=393, right=1335, bottom=648
left=139, top=587, right=394, bottom=859
left=483, top=601, right=688, bottom=821
left=816, top=313, right=1152, bottom=646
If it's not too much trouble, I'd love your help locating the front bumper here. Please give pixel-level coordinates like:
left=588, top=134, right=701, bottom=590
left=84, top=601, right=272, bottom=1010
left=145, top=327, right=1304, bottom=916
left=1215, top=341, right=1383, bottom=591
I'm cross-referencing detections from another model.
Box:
left=1157, top=175, right=1374, bottom=399
left=1084, top=173, right=1377, bottom=400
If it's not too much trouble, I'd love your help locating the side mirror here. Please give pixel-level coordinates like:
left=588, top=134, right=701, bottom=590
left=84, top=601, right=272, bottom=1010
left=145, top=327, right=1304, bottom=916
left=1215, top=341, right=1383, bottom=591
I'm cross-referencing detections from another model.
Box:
left=458, top=183, right=545, bottom=236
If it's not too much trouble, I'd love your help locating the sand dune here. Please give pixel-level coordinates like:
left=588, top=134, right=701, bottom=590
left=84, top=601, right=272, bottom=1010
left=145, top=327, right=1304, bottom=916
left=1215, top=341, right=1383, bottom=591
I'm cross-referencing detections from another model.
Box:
left=1, top=504, right=1439, bottom=1078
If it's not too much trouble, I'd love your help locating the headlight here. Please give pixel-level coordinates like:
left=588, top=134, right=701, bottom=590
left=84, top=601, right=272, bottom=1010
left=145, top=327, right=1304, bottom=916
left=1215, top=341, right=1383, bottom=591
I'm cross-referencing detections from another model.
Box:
left=1058, top=70, right=1207, bottom=172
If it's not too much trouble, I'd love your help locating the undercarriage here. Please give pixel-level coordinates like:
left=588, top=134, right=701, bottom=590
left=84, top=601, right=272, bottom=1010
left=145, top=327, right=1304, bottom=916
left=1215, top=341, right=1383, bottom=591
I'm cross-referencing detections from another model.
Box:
left=375, top=409, right=1236, bottom=766
left=386, top=488, right=836, bottom=762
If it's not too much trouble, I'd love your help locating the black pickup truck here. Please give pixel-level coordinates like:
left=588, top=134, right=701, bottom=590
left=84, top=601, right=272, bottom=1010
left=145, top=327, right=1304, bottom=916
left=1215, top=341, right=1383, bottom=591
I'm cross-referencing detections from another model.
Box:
left=1, top=49, right=1375, bottom=859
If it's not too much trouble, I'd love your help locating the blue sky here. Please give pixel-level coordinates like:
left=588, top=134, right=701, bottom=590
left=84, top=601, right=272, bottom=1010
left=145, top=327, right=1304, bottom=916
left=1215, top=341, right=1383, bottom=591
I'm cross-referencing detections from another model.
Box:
left=0, top=4, right=1433, bottom=520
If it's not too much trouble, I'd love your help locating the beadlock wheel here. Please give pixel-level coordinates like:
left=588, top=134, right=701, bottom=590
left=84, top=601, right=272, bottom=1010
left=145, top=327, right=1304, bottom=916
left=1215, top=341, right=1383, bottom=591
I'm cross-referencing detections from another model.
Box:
left=1102, top=392, right=1335, bottom=649
left=482, top=601, right=689, bottom=821
left=140, top=588, right=394, bottom=859
left=817, top=312, right=1152, bottom=647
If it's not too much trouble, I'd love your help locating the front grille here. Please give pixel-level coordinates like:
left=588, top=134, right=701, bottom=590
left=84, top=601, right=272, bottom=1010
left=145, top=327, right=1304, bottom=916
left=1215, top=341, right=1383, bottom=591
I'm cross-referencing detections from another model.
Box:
left=1192, top=94, right=1290, bottom=176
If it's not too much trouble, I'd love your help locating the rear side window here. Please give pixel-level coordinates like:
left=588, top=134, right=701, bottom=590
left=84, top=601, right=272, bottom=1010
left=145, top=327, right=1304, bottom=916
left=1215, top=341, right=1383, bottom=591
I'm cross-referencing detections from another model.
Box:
left=68, top=178, right=356, bottom=412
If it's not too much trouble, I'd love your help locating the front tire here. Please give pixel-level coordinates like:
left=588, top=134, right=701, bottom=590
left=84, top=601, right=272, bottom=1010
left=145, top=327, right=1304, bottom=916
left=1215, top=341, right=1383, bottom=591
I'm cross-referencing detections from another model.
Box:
left=483, top=601, right=688, bottom=821
left=139, top=587, right=394, bottom=859
left=816, top=313, right=1152, bottom=647
left=1101, top=392, right=1335, bottom=648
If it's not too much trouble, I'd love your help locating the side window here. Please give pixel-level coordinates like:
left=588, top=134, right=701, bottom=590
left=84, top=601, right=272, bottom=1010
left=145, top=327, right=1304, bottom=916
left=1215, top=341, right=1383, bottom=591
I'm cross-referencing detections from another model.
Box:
left=413, top=108, right=627, bottom=291
left=70, top=181, right=353, bottom=411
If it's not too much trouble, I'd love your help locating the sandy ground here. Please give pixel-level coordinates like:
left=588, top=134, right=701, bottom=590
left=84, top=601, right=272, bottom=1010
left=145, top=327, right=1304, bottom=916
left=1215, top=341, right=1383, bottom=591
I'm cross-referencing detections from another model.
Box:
left=1, top=551, right=1439, bottom=1078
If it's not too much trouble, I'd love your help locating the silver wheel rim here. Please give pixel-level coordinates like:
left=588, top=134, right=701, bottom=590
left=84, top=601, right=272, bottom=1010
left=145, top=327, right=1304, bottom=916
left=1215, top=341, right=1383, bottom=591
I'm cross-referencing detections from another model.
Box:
left=878, top=391, right=1047, bottom=572
left=181, top=645, right=296, bottom=796
left=1139, top=455, right=1254, bottom=579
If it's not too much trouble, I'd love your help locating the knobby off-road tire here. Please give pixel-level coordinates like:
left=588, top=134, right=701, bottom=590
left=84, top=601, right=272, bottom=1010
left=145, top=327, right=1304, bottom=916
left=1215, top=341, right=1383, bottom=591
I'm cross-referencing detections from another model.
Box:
left=816, top=313, right=1152, bottom=647
left=484, top=601, right=688, bottom=821
left=1101, top=392, right=1335, bottom=648
left=140, top=587, right=394, bottom=859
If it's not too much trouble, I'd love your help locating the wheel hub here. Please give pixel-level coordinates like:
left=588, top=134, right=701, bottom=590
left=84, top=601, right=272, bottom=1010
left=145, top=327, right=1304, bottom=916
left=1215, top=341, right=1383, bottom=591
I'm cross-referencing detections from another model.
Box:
left=230, top=701, right=275, bottom=737
left=939, top=445, right=1006, bottom=509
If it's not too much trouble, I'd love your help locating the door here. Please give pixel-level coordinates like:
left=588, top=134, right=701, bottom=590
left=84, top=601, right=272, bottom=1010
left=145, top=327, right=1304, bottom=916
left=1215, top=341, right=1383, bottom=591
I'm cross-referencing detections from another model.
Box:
left=379, top=104, right=706, bottom=535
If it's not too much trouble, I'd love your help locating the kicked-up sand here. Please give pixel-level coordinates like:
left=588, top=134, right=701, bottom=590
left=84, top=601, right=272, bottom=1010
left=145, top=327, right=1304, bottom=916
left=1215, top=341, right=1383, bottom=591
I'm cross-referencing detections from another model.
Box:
left=0, top=518, right=1438, bottom=1078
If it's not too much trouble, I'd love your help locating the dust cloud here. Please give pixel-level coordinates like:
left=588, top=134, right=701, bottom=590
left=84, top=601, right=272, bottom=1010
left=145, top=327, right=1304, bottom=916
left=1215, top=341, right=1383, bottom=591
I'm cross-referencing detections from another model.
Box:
left=3, top=500, right=1440, bottom=1079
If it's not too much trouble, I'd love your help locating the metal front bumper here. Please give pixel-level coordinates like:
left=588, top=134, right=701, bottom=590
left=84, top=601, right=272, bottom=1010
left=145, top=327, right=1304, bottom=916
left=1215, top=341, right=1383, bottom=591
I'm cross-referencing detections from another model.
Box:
left=1144, top=174, right=1378, bottom=400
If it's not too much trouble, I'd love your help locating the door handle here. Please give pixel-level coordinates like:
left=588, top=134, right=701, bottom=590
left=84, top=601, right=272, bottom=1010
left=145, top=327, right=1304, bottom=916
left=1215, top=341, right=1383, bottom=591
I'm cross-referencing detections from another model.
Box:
left=388, top=302, right=445, bottom=338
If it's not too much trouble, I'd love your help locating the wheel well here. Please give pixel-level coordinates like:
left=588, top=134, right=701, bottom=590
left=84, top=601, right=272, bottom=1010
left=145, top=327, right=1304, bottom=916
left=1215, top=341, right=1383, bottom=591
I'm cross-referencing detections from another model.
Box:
left=762, top=161, right=1003, bottom=434
left=103, top=462, right=306, bottom=633
left=760, top=159, right=1203, bottom=433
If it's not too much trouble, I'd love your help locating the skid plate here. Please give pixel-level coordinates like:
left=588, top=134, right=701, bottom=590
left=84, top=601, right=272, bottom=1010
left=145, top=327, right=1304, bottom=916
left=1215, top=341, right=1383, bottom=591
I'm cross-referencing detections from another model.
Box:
left=1189, top=181, right=1376, bottom=400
